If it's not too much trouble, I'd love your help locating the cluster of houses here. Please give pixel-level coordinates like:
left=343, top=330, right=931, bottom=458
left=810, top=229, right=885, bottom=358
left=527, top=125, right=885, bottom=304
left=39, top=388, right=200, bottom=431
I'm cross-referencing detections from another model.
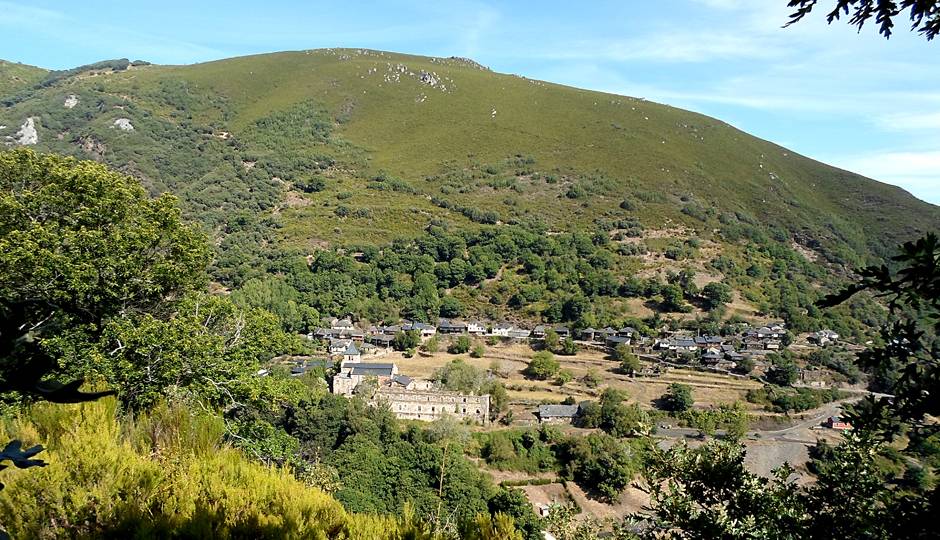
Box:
left=299, top=319, right=492, bottom=425
left=308, top=318, right=841, bottom=377
left=648, top=322, right=807, bottom=373
left=310, top=317, right=535, bottom=344
left=295, top=317, right=845, bottom=426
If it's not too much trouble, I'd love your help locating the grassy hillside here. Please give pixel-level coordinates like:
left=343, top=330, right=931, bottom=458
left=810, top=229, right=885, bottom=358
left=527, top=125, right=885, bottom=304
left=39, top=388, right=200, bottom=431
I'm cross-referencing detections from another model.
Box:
left=0, top=49, right=936, bottom=328
left=0, top=60, right=46, bottom=97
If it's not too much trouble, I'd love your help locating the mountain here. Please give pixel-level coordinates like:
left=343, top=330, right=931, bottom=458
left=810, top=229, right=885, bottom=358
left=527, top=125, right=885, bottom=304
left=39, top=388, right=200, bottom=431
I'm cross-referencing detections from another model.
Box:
left=0, top=49, right=937, bottom=326
left=0, top=60, right=46, bottom=97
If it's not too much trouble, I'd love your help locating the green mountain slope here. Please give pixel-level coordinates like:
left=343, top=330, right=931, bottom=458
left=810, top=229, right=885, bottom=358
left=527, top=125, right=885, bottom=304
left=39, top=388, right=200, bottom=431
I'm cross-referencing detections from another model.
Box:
left=0, top=49, right=937, bottom=331
left=0, top=60, right=46, bottom=97
left=1, top=49, right=934, bottom=256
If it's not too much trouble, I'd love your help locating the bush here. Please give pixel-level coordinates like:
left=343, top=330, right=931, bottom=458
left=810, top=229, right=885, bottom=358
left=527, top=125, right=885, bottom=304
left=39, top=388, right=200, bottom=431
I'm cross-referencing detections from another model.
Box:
left=660, top=383, right=694, bottom=413
left=448, top=335, right=472, bottom=354
left=294, top=176, right=326, bottom=193
left=556, top=433, right=643, bottom=502
left=0, top=399, right=396, bottom=539
left=525, top=351, right=560, bottom=380
left=559, top=337, right=578, bottom=356
left=470, top=344, right=485, bottom=358
left=433, top=358, right=484, bottom=393
left=555, top=369, right=574, bottom=386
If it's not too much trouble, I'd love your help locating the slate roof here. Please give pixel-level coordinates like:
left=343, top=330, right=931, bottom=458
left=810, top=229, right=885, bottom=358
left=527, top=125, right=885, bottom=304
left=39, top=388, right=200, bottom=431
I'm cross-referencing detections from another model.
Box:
left=349, top=363, right=395, bottom=376
left=391, top=374, right=413, bottom=387
left=538, top=404, right=580, bottom=418
left=343, top=342, right=360, bottom=356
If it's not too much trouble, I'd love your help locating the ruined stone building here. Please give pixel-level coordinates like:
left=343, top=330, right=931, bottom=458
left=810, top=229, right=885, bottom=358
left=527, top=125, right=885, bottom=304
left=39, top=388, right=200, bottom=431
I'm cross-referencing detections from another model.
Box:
left=373, top=388, right=490, bottom=425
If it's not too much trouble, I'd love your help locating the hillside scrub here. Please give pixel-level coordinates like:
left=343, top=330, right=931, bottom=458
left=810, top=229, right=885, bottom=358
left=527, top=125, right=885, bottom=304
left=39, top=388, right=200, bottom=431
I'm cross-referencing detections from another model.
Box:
left=0, top=49, right=934, bottom=333
left=0, top=399, right=398, bottom=539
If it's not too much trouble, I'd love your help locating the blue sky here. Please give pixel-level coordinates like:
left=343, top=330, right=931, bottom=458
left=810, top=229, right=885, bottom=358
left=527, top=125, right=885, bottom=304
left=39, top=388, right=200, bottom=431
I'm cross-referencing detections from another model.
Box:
left=2, top=0, right=938, bottom=205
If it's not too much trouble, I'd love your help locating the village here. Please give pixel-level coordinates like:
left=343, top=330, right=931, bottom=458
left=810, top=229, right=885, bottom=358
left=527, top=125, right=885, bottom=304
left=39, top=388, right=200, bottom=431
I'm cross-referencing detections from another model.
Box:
left=283, top=315, right=849, bottom=428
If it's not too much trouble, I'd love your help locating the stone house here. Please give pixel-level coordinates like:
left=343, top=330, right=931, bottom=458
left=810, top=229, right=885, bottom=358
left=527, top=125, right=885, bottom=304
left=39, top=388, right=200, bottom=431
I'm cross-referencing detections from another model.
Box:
left=331, top=361, right=398, bottom=396
left=537, top=404, right=580, bottom=424
left=374, top=388, right=490, bottom=425
left=438, top=319, right=467, bottom=334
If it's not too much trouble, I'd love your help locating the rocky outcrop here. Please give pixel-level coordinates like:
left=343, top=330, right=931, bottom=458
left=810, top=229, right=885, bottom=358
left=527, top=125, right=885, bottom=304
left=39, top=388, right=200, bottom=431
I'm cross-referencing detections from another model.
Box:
left=13, top=117, right=38, bottom=145
left=112, top=118, right=134, bottom=131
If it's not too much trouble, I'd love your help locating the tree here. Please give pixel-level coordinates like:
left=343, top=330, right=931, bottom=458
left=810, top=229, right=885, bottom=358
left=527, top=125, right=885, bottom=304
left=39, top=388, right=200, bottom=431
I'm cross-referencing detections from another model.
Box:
left=231, top=276, right=320, bottom=332
left=448, top=335, right=472, bottom=354
left=433, top=359, right=483, bottom=393
left=785, top=0, right=940, bottom=40
left=487, top=488, right=542, bottom=540
left=582, top=369, right=602, bottom=388
left=660, top=284, right=690, bottom=313
left=734, top=355, right=756, bottom=375
left=408, top=273, right=440, bottom=322
left=766, top=356, right=799, bottom=387
left=543, top=328, right=560, bottom=351
left=613, top=345, right=640, bottom=374
left=660, top=383, right=694, bottom=413
left=642, top=441, right=806, bottom=537
left=0, top=149, right=210, bottom=405
left=578, top=388, right=648, bottom=437
left=558, top=337, right=578, bottom=356
left=557, top=433, right=641, bottom=501
left=480, top=380, right=509, bottom=420
left=393, top=330, right=421, bottom=352
left=439, top=295, right=465, bottom=318
left=422, top=335, right=441, bottom=353
left=685, top=409, right=719, bottom=438
left=525, top=351, right=560, bottom=380
left=701, top=282, right=733, bottom=311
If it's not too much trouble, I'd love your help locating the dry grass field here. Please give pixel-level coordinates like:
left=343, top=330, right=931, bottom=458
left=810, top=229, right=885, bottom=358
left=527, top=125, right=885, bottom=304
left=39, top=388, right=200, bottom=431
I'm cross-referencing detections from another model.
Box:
left=376, top=339, right=767, bottom=425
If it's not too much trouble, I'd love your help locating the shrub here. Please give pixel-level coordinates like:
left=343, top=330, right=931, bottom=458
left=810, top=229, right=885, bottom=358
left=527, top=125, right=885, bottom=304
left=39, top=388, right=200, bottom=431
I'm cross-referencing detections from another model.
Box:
left=294, top=176, right=326, bottom=193
left=433, top=358, right=484, bottom=393
left=555, top=369, right=574, bottom=386
left=0, top=399, right=394, bottom=539
left=449, top=335, right=473, bottom=354
left=525, top=351, right=560, bottom=380
left=660, top=383, right=694, bottom=413
left=559, top=337, right=578, bottom=356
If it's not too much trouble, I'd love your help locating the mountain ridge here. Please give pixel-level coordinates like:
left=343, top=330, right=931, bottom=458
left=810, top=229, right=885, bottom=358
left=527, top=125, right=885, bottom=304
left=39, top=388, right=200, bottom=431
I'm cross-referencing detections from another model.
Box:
left=0, top=48, right=936, bottom=263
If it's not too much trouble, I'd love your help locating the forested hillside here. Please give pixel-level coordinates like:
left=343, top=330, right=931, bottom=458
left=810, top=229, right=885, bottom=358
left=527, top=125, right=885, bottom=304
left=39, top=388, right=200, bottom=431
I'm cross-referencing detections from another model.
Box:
left=0, top=48, right=936, bottom=342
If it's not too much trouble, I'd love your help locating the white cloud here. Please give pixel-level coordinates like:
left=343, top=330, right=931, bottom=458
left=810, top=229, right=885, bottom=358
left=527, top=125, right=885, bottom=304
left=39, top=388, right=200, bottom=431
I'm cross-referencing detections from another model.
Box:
left=875, top=112, right=940, bottom=131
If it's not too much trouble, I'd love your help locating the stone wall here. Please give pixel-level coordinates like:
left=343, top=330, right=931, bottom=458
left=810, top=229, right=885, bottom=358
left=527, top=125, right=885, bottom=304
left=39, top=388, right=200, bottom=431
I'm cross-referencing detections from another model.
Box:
left=374, top=388, right=490, bottom=425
